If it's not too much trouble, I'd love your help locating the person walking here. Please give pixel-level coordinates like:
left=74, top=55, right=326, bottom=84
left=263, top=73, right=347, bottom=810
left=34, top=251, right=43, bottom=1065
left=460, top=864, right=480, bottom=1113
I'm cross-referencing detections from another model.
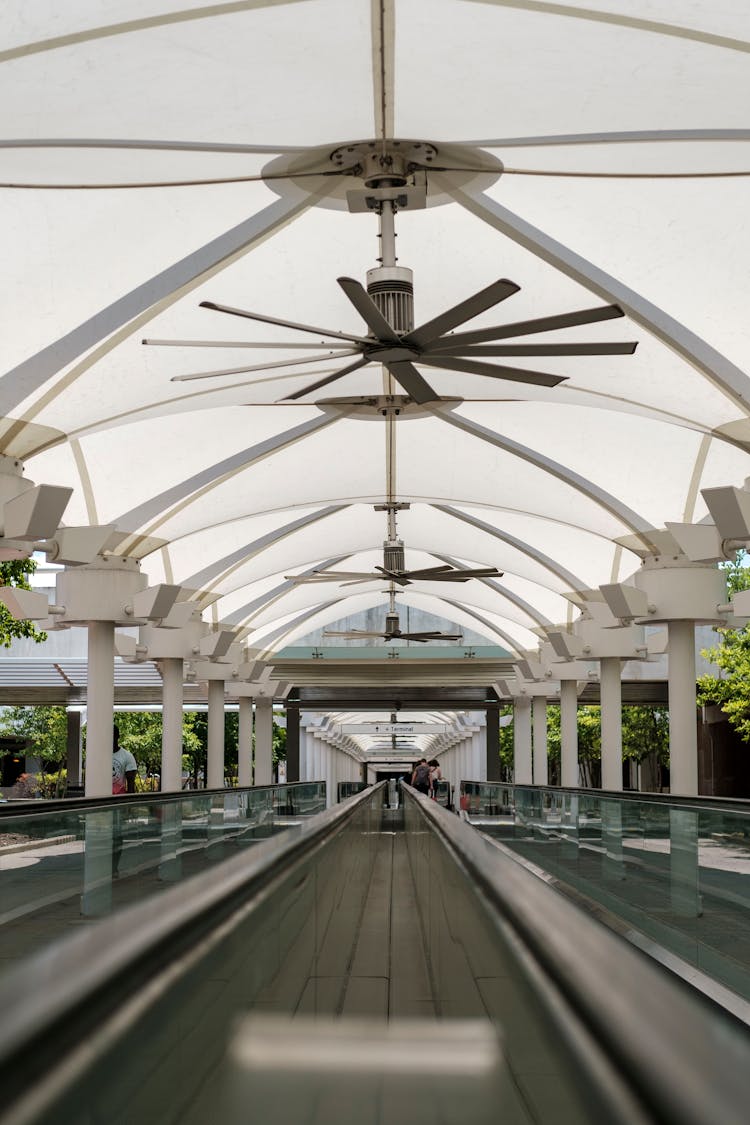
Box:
left=112, top=725, right=137, bottom=795
left=428, top=758, right=442, bottom=799
left=411, top=758, right=431, bottom=795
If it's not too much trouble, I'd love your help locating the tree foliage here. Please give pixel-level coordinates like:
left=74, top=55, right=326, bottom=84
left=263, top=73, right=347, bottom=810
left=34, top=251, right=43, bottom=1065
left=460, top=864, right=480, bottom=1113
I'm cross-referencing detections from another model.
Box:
left=698, top=551, right=750, bottom=742
left=0, top=705, right=68, bottom=764
left=0, top=704, right=290, bottom=787
left=0, top=558, right=47, bottom=647
left=496, top=700, right=669, bottom=781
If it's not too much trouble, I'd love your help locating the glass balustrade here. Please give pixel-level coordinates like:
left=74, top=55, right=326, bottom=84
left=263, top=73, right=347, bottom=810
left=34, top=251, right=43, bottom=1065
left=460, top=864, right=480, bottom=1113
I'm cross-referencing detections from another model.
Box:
left=463, top=782, right=750, bottom=1004
left=0, top=783, right=325, bottom=979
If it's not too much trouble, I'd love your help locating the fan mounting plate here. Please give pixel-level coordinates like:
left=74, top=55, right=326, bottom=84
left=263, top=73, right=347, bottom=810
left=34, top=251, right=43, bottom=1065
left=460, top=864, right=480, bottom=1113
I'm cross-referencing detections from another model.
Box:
left=313, top=394, right=462, bottom=419
left=262, top=139, right=503, bottom=212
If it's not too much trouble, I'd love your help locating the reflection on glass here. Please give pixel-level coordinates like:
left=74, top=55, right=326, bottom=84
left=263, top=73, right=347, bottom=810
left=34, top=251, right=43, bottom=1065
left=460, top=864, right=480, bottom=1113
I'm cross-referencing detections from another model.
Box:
left=0, top=782, right=325, bottom=979
left=465, top=783, right=750, bottom=1004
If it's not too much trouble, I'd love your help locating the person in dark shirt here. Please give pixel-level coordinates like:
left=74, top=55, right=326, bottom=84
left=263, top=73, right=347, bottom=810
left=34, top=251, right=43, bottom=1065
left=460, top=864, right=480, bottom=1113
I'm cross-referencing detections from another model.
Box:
left=411, top=758, right=431, bottom=795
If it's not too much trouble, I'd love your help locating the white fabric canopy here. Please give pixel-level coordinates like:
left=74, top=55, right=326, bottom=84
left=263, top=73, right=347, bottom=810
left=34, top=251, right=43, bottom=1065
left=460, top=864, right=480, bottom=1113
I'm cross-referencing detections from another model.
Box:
left=3, top=0, right=749, bottom=652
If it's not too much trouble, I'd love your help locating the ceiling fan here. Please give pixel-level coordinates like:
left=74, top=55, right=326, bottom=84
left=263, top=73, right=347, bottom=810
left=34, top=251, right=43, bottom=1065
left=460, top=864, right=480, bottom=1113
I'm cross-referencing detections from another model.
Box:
left=285, top=502, right=503, bottom=588
left=196, top=278, right=635, bottom=402
left=324, top=609, right=463, bottom=645
left=152, top=193, right=637, bottom=401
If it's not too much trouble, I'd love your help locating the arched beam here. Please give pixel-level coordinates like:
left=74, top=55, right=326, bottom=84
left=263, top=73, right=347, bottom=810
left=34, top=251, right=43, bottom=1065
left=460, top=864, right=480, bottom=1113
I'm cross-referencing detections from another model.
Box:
left=429, top=403, right=656, bottom=541
left=465, top=2, right=750, bottom=54
left=462, top=129, right=750, bottom=149
left=430, top=553, right=554, bottom=628
left=112, top=407, right=348, bottom=543
left=431, top=502, right=588, bottom=595
left=182, top=504, right=349, bottom=594
left=204, top=530, right=579, bottom=608
left=371, top=0, right=395, bottom=142
left=0, top=1, right=311, bottom=64
left=436, top=179, right=750, bottom=418
left=436, top=597, right=525, bottom=655
left=222, top=555, right=352, bottom=627
left=245, top=599, right=341, bottom=655
left=0, top=190, right=322, bottom=416
left=0, top=138, right=304, bottom=155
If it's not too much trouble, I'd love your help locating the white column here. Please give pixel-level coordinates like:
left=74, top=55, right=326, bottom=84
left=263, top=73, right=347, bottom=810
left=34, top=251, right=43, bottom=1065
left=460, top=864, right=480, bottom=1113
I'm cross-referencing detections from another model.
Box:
left=600, top=657, right=623, bottom=791
left=513, top=697, right=533, bottom=784
left=474, top=728, right=485, bottom=781
left=532, top=697, right=548, bottom=786
left=299, top=728, right=308, bottom=781
left=327, top=743, right=337, bottom=806
left=207, top=679, right=225, bottom=789
left=462, top=738, right=472, bottom=782
left=444, top=745, right=457, bottom=804
left=668, top=619, right=698, bottom=796
left=329, top=743, right=337, bottom=807
left=237, top=697, right=253, bottom=787
left=254, top=697, right=273, bottom=786
left=474, top=728, right=487, bottom=782
left=161, top=657, right=183, bottom=793
left=560, top=680, right=579, bottom=788
left=86, top=621, right=115, bottom=797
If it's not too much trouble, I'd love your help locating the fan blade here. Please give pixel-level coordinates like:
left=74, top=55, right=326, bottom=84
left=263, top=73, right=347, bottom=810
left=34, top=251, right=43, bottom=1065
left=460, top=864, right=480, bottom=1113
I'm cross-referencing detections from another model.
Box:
left=421, top=356, right=565, bottom=388
left=406, top=569, right=503, bottom=582
left=200, top=301, right=369, bottom=345
left=436, top=567, right=504, bottom=580
left=405, top=565, right=502, bottom=579
left=400, top=565, right=455, bottom=577
left=323, top=630, right=391, bottom=638
left=284, top=357, right=370, bottom=400
left=143, top=339, right=350, bottom=349
left=171, top=350, right=357, bottom=383
left=422, top=304, right=624, bottom=350
left=429, top=341, right=638, bottom=358
left=284, top=571, right=374, bottom=583
left=337, top=277, right=400, bottom=343
left=385, top=361, right=439, bottom=404
left=401, top=632, right=463, bottom=642
left=374, top=565, right=411, bottom=586
left=404, top=279, right=520, bottom=349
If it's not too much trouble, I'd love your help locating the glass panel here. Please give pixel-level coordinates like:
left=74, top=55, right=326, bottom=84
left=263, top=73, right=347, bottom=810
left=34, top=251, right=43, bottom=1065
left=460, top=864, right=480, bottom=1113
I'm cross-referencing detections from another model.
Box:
left=0, top=783, right=325, bottom=982
left=474, top=784, right=750, bottom=1004
left=31, top=786, right=383, bottom=1125
left=404, top=792, right=608, bottom=1124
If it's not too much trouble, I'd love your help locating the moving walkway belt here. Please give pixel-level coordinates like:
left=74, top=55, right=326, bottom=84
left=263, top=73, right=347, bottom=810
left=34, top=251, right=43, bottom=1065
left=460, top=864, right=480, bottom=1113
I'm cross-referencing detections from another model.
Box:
left=0, top=781, right=747, bottom=1124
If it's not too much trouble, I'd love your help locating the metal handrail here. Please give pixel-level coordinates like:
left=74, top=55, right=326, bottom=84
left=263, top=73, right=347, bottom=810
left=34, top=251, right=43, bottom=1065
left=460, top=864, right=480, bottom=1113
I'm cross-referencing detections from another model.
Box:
left=0, top=779, right=327, bottom=818
left=460, top=779, right=750, bottom=816
left=0, top=781, right=383, bottom=1113
left=403, top=782, right=750, bottom=1125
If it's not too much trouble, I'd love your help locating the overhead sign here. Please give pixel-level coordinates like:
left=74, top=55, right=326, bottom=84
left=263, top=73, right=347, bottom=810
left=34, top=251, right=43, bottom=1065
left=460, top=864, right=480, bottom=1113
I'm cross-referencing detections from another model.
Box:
left=341, top=723, right=449, bottom=735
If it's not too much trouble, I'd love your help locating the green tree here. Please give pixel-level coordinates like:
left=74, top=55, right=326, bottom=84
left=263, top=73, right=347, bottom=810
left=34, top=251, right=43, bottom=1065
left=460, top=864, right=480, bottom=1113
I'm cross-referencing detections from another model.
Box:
left=113, top=711, right=206, bottom=780
left=698, top=551, right=750, bottom=741
left=621, top=705, right=669, bottom=764
left=0, top=705, right=68, bottom=766
left=495, top=701, right=668, bottom=784
left=0, top=559, right=47, bottom=647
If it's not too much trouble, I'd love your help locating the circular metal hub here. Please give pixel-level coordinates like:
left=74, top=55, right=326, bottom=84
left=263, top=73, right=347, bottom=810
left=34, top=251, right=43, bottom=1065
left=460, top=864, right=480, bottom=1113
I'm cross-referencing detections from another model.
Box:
left=312, top=395, right=463, bottom=420
left=330, top=140, right=439, bottom=186
left=262, top=139, right=503, bottom=211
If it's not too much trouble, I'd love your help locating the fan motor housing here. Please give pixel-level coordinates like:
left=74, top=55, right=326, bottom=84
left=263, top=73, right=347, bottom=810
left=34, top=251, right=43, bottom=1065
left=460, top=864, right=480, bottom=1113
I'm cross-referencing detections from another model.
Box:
left=367, top=267, right=414, bottom=334
left=385, top=612, right=401, bottom=637
left=383, top=539, right=405, bottom=572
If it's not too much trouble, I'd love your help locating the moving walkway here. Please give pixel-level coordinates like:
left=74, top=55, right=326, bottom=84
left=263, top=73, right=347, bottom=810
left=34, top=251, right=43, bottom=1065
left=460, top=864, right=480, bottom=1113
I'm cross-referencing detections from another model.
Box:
left=0, top=782, right=748, bottom=1124
left=461, top=781, right=750, bottom=1018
